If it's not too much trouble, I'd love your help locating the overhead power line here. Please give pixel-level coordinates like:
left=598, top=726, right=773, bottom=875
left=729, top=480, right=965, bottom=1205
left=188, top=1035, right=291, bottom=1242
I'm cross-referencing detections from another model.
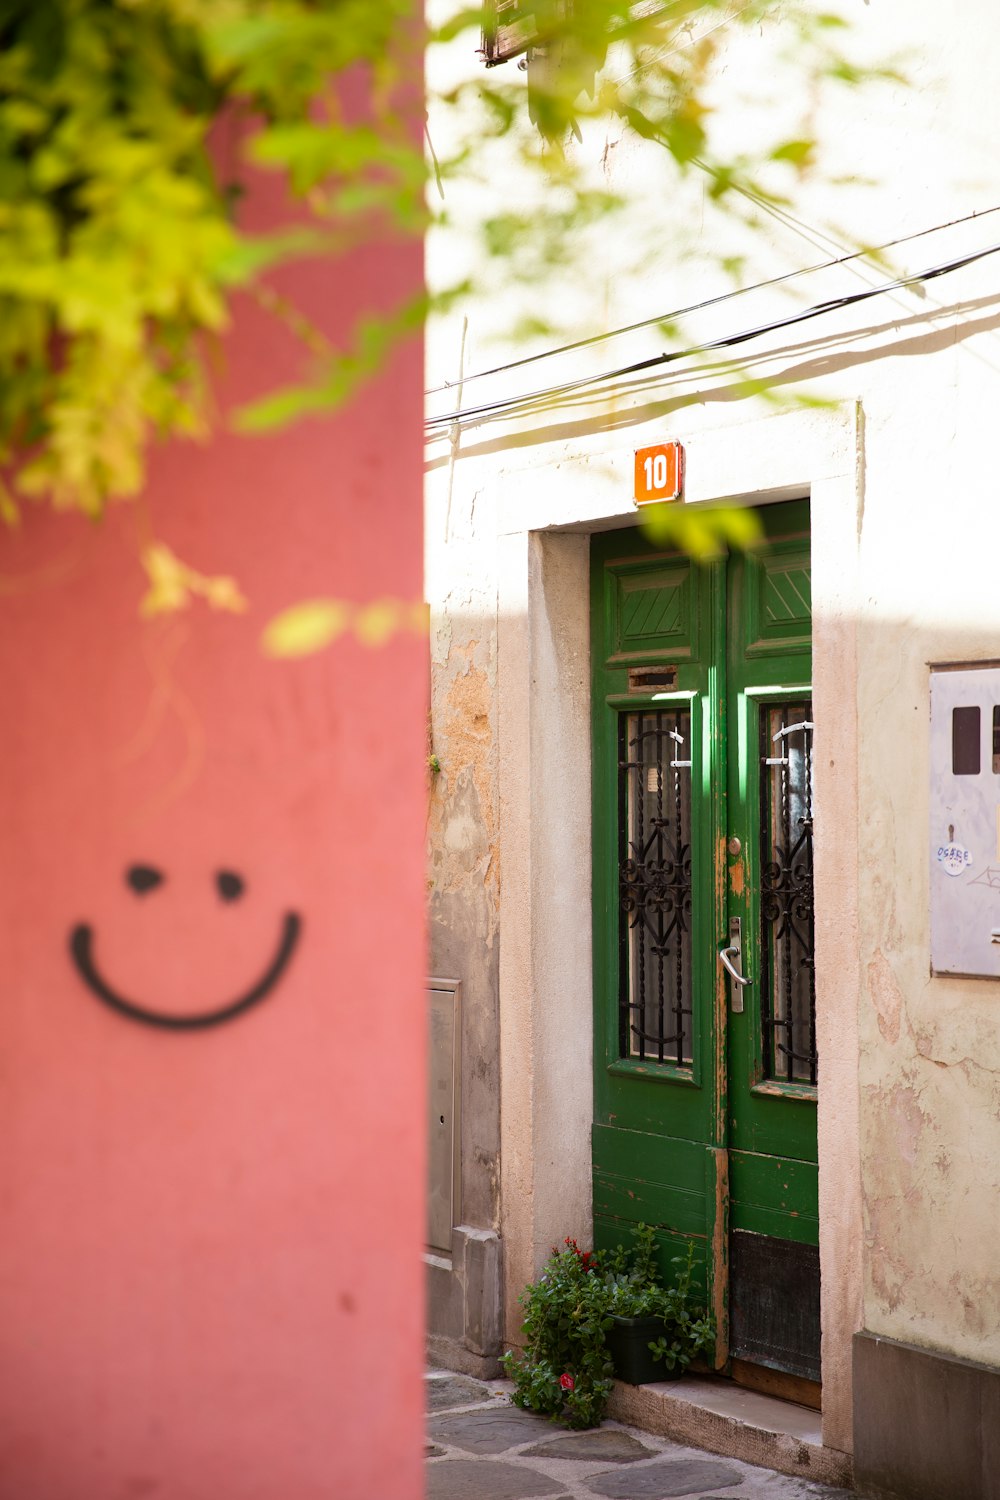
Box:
left=425, top=235, right=1000, bottom=432
left=425, top=202, right=1000, bottom=401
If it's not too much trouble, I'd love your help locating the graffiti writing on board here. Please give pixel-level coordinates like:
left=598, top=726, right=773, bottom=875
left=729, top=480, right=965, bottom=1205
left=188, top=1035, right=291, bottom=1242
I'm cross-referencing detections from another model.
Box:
left=936, top=842, right=973, bottom=877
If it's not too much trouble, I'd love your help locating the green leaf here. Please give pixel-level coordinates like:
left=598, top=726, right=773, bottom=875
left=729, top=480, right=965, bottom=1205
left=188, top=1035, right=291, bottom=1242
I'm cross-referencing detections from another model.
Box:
left=212, top=228, right=332, bottom=286
left=770, top=138, right=816, bottom=168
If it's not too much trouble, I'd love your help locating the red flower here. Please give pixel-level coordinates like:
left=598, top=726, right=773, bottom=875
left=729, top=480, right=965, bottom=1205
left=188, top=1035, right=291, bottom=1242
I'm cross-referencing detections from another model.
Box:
left=559, top=1373, right=575, bottom=1391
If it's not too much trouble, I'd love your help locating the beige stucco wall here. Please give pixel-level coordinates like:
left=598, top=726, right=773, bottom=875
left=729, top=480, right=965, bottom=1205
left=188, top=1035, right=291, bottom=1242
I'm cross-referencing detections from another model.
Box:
left=426, top=475, right=502, bottom=1242
left=426, top=0, right=1000, bottom=1451
left=855, top=362, right=1000, bottom=1368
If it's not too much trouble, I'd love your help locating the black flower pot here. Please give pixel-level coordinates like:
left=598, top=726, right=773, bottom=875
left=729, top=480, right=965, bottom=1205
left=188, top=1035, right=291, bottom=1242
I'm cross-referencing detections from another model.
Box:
left=606, top=1315, right=686, bottom=1385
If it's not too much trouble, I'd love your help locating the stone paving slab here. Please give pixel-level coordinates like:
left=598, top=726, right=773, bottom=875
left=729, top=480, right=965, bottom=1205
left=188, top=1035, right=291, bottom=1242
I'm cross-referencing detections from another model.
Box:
left=427, top=1372, right=494, bottom=1413
left=427, top=1458, right=568, bottom=1499
left=521, top=1431, right=656, bottom=1464
left=585, top=1458, right=746, bottom=1497
left=430, top=1406, right=558, bottom=1454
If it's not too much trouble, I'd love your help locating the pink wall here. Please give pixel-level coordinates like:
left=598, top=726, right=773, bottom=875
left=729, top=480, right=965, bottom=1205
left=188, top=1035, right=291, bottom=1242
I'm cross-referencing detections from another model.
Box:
left=0, top=171, right=426, bottom=1496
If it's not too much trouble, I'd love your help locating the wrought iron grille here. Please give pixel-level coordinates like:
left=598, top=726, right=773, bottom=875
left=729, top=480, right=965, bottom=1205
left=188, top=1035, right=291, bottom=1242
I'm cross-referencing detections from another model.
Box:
left=618, top=710, right=693, bottom=1065
left=760, top=703, right=817, bottom=1084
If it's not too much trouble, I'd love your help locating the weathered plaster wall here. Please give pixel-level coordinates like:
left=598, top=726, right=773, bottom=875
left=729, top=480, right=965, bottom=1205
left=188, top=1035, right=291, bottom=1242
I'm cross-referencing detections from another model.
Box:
left=427, top=591, right=500, bottom=1234
left=425, top=469, right=504, bottom=1368
left=427, top=0, right=1000, bottom=1450
left=854, top=361, right=1000, bottom=1365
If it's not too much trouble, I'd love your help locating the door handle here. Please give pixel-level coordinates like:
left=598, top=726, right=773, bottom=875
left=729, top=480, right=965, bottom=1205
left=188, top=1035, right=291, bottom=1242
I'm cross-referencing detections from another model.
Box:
left=719, top=916, right=750, bottom=1013
left=719, top=946, right=750, bottom=986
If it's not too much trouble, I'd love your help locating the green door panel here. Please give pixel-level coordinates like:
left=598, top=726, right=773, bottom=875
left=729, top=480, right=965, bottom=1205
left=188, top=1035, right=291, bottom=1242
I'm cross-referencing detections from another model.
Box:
left=591, top=500, right=818, bottom=1377
left=728, top=1149, right=818, bottom=1244
left=593, top=1125, right=716, bottom=1289
left=593, top=1180, right=706, bottom=1236
left=591, top=534, right=725, bottom=1290
left=740, top=538, right=813, bottom=656
left=724, top=502, right=816, bottom=1236
left=593, top=1122, right=710, bottom=1190
left=593, top=1123, right=711, bottom=1235
left=607, top=560, right=701, bottom=662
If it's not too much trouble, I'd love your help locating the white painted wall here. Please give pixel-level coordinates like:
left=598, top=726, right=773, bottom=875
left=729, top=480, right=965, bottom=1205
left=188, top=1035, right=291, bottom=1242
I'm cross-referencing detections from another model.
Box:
left=426, top=0, right=1000, bottom=1453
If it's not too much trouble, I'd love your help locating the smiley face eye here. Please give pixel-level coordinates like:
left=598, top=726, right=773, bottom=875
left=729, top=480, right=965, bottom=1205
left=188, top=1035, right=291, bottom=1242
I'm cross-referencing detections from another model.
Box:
left=126, top=865, right=164, bottom=896
left=216, top=870, right=245, bottom=903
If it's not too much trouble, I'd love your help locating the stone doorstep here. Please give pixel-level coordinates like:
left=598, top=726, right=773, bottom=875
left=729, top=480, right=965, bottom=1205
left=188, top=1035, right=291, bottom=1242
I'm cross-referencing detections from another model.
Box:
left=606, top=1378, right=853, bottom=1491
left=427, top=1332, right=505, bottom=1382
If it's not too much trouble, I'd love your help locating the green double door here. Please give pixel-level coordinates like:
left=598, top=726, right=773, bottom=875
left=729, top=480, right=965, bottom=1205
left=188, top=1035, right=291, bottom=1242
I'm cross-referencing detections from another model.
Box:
left=591, top=500, right=820, bottom=1388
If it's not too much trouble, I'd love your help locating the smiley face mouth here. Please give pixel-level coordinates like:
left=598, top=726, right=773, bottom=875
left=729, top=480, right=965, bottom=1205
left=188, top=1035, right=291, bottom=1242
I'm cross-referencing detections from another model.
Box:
left=69, top=913, right=302, bottom=1031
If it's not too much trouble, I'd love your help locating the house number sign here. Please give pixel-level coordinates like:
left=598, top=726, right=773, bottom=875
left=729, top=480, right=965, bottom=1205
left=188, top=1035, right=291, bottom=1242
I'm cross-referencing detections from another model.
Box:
left=634, top=441, right=684, bottom=505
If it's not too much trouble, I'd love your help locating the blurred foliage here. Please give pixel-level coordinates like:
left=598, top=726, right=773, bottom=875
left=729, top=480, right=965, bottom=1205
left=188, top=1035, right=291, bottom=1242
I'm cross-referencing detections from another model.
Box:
left=139, top=540, right=246, bottom=616
left=0, top=0, right=416, bottom=520
left=639, top=501, right=764, bottom=557
left=429, top=0, right=896, bottom=329
left=261, top=595, right=429, bottom=656
left=0, top=0, right=883, bottom=532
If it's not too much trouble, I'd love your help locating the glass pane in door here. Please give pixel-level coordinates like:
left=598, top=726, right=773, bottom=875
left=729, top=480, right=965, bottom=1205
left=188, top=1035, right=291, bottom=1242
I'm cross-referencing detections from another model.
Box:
left=760, top=703, right=817, bottom=1085
left=618, top=709, right=693, bottom=1065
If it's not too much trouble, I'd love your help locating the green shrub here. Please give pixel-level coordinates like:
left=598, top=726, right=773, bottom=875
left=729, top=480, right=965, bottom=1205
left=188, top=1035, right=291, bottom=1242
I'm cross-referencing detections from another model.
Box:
left=502, top=1226, right=714, bottom=1428
left=502, top=1238, right=614, bottom=1429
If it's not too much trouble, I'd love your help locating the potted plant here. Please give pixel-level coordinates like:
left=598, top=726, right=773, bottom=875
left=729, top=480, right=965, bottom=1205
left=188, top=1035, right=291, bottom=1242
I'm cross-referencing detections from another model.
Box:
left=602, top=1227, right=714, bottom=1386
left=502, top=1227, right=714, bottom=1429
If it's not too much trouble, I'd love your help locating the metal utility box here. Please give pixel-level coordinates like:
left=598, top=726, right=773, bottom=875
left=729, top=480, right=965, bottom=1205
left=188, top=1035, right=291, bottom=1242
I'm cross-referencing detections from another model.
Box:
left=930, top=663, right=1000, bottom=977
left=427, top=979, right=461, bottom=1254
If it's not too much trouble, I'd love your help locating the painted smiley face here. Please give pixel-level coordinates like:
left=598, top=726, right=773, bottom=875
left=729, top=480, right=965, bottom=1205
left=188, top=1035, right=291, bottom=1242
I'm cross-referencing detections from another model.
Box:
left=69, top=865, right=302, bottom=1031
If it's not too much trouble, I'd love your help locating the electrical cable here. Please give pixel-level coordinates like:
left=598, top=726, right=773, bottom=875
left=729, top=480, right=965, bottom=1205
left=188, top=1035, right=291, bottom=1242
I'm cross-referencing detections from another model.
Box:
left=426, top=202, right=1000, bottom=398
left=426, top=235, right=1000, bottom=431
left=613, top=0, right=764, bottom=86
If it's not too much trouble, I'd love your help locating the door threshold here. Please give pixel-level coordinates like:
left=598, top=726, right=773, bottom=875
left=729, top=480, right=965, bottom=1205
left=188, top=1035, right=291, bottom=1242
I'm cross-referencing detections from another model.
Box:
left=730, top=1357, right=822, bottom=1411
left=606, top=1373, right=852, bottom=1490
